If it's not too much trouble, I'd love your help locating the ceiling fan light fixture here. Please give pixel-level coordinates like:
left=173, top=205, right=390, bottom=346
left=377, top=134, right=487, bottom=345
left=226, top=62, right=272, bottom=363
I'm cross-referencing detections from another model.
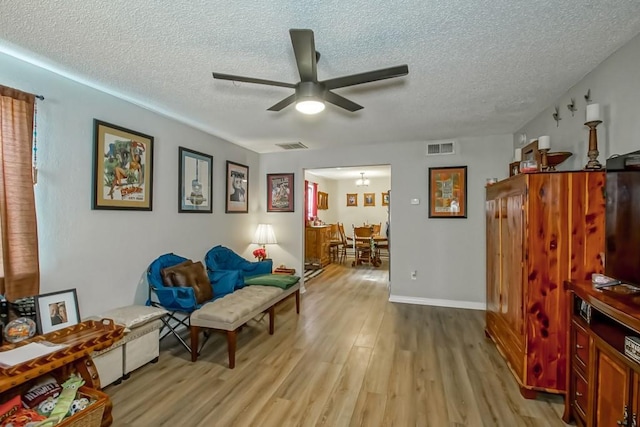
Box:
left=296, top=99, right=325, bottom=115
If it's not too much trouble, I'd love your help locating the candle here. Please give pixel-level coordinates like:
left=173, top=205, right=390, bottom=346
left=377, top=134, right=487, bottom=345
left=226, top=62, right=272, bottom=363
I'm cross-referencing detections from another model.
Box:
left=515, top=148, right=522, bottom=161
left=538, top=135, right=550, bottom=150
left=586, top=103, right=600, bottom=122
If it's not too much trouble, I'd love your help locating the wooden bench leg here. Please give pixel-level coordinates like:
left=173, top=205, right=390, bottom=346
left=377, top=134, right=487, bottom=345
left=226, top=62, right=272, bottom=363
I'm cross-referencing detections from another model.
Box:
left=227, top=329, right=237, bottom=369
left=190, top=326, right=200, bottom=362
left=295, top=289, right=300, bottom=314
left=268, top=306, right=275, bottom=335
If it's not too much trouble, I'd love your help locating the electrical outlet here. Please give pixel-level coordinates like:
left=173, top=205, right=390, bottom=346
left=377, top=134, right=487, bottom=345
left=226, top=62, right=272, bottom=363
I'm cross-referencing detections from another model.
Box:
left=411, top=270, right=417, bottom=280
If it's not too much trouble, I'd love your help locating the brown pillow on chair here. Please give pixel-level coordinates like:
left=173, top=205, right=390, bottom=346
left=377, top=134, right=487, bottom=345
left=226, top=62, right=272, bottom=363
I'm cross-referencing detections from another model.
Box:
left=162, top=261, right=213, bottom=304
left=160, top=260, right=193, bottom=286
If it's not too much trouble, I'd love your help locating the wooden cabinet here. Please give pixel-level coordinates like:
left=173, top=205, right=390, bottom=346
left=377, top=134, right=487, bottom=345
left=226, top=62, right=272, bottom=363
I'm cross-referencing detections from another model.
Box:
left=566, top=281, right=640, bottom=426
left=485, top=172, right=605, bottom=396
left=305, top=226, right=331, bottom=267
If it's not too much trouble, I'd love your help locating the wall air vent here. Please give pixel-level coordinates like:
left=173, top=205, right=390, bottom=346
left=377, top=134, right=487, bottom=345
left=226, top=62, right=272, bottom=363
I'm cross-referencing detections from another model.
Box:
left=426, top=140, right=456, bottom=156
left=276, top=142, right=308, bottom=150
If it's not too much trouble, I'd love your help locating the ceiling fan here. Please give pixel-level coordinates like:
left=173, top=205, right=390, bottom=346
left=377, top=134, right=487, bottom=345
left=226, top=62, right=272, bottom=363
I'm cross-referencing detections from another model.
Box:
left=212, top=29, right=409, bottom=114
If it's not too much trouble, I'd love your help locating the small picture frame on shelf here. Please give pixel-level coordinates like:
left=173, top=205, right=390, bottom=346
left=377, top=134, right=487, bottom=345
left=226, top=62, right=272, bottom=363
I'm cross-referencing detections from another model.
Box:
left=34, top=289, right=81, bottom=334
left=521, top=140, right=541, bottom=172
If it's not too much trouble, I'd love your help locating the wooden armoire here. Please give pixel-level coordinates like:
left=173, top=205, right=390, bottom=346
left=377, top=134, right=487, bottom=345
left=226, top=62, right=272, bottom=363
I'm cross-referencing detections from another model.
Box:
left=485, top=171, right=605, bottom=396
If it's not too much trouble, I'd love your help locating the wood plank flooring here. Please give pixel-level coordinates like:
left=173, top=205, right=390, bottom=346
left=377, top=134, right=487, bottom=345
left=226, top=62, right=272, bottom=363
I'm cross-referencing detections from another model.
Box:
left=106, top=260, right=567, bottom=426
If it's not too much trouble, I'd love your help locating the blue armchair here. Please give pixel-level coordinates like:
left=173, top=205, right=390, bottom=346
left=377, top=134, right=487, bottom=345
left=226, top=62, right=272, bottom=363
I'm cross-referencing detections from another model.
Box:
left=204, top=245, right=273, bottom=287
left=147, top=252, right=239, bottom=351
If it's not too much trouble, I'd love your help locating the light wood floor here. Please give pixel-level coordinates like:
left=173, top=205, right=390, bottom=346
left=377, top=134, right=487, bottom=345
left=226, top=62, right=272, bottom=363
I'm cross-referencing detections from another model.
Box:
left=107, top=260, right=567, bottom=426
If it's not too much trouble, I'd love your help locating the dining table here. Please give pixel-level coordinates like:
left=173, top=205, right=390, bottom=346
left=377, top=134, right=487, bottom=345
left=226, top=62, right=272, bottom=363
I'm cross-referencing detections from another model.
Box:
left=352, top=235, right=387, bottom=267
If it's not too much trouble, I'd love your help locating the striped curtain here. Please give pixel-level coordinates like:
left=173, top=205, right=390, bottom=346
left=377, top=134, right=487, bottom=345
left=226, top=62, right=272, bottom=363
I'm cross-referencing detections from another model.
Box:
left=0, top=85, right=40, bottom=300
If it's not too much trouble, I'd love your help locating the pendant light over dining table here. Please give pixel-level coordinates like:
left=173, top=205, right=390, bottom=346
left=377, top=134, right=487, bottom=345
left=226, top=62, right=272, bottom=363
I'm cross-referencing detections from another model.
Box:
left=356, top=172, right=370, bottom=187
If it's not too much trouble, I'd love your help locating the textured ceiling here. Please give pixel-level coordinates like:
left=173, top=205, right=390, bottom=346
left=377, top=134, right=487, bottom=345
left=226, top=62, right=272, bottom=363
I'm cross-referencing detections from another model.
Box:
left=2, top=1, right=640, bottom=153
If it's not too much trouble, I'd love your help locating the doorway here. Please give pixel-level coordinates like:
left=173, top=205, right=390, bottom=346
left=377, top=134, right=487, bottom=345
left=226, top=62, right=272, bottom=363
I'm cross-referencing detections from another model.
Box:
left=303, top=165, right=390, bottom=281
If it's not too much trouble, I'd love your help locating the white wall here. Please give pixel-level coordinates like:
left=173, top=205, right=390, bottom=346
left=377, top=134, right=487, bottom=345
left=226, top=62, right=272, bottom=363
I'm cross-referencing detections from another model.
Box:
left=261, top=135, right=513, bottom=307
left=1, top=53, right=261, bottom=317
left=515, top=32, right=640, bottom=166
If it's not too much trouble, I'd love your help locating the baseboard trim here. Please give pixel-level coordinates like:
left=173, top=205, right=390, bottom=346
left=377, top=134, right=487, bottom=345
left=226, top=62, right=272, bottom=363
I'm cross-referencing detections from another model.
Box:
left=388, top=295, right=486, bottom=311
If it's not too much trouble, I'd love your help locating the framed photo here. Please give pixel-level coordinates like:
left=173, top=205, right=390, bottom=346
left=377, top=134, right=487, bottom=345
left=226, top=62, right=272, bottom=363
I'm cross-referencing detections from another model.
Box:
left=226, top=161, right=249, bottom=213
left=346, top=193, right=358, bottom=207
left=92, top=119, right=154, bottom=210
left=428, top=166, right=467, bottom=218
left=522, top=139, right=541, bottom=171
left=267, top=173, right=294, bottom=212
left=179, top=147, right=213, bottom=213
left=364, top=193, right=376, bottom=207
left=35, top=289, right=80, bottom=334
left=382, top=192, right=390, bottom=206
left=317, top=191, right=328, bottom=210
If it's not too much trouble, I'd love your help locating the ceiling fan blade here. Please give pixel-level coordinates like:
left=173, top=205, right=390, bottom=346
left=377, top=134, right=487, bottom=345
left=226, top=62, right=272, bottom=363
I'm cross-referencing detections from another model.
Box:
left=267, top=94, right=297, bottom=111
left=322, top=65, right=409, bottom=90
left=212, top=72, right=295, bottom=88
left=289, top=29, right=318, bottom=82
left=324, top=91, right=363, bottom=112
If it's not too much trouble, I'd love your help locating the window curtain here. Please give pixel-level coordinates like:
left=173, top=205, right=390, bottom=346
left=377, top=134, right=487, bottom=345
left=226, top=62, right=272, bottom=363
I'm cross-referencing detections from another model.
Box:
left=311, top=182, right=318, bottom=218
left=0, top=85, right=40, bottom=300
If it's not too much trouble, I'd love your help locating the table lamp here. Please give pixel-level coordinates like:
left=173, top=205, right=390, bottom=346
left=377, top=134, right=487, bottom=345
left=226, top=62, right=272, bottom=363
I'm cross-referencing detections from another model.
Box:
left=252, top=224, right=277, bottom=259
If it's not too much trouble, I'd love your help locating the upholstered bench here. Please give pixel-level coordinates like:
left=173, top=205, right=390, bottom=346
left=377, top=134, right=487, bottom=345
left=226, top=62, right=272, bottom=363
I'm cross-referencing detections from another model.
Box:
left=90, top=305, right=167, bottom=387
left=190, top=280, right=300, bottom=368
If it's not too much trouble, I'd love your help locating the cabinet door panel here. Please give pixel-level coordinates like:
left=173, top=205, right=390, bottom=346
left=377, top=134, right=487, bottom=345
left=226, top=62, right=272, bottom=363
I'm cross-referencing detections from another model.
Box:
left=501, top=194, right=524, bottom=336
left=486, top=198, right=500, bottom=315
left=595, top=348, right=631, bottom=426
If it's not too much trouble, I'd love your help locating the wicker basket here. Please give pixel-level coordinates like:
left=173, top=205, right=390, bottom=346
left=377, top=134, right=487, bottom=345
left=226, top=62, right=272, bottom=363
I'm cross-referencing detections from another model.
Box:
left=58, top=386, right=107, bottom=427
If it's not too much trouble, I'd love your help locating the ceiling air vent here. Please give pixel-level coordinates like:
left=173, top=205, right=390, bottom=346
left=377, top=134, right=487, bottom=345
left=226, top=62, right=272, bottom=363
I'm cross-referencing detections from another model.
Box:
left=426, top=140, right=456, bottom=156
left=276, top=142, right=308, bottom=150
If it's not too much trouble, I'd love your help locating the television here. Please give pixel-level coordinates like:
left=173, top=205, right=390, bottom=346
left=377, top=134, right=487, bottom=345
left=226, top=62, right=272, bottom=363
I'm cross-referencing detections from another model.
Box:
left=605, top=150, right=640, bottom=287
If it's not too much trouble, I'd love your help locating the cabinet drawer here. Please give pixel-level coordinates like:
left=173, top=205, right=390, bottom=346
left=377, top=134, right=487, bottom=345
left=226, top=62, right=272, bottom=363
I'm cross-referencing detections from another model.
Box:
left=573, top=322, right=590, bottom=371
left=572, top=370, right=589, bottom=420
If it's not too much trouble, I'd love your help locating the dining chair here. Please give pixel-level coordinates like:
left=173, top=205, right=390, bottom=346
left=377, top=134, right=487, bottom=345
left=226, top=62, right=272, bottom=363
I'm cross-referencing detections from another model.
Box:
left=337, top=222, right=349, bottom=262
left=328, top=223, right=343, bottom=263
left=352, top=225, right=374, bottom=266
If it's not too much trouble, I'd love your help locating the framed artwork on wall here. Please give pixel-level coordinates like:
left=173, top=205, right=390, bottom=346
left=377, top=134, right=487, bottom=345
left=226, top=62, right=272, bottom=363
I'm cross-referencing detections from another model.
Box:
left=428, top=166, right=467, bottom=218
left=179, top=147, right=213, bottom=213
left=34, top=289, right=80, bottom=334
left=225, top=161, right=249, bottom=213
left=382, top=191, right=390, bottom=206
left=346, top=193, right=358, bottom=207
left=317, top=191, right=328, bottom=210
left=92, top=120, right=154, bottom=210
left=364, top=193, right=375, bottom=207
left=267, top=173, right=294, bottom=212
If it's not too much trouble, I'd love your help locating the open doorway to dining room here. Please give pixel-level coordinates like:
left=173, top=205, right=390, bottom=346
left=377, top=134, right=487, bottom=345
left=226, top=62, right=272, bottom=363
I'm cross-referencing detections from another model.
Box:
left=303, top=165, right=391, bottom=282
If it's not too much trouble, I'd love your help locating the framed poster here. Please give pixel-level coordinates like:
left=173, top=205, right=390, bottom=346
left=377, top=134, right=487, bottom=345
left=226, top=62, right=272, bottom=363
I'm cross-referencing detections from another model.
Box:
left=92, top=120, right=154, bottom=210
left=428, top=166, right=467, bottom=218
left=267, top=173, right=294, bottom=212
left=34, top=289, right=80, bottom=334
left=225, top=161, right=249, bottom=213
left=382, top=191, right=390, bottom=206
left=346, top=193, right=358, bottom=207
left=364, top=193, right=375, bottom=207
left=179, top=147, right=213, bottom=213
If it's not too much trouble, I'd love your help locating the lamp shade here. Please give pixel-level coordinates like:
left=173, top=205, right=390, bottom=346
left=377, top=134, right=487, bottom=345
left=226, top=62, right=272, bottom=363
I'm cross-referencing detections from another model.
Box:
left=252, top=224, right=277, bottom=245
